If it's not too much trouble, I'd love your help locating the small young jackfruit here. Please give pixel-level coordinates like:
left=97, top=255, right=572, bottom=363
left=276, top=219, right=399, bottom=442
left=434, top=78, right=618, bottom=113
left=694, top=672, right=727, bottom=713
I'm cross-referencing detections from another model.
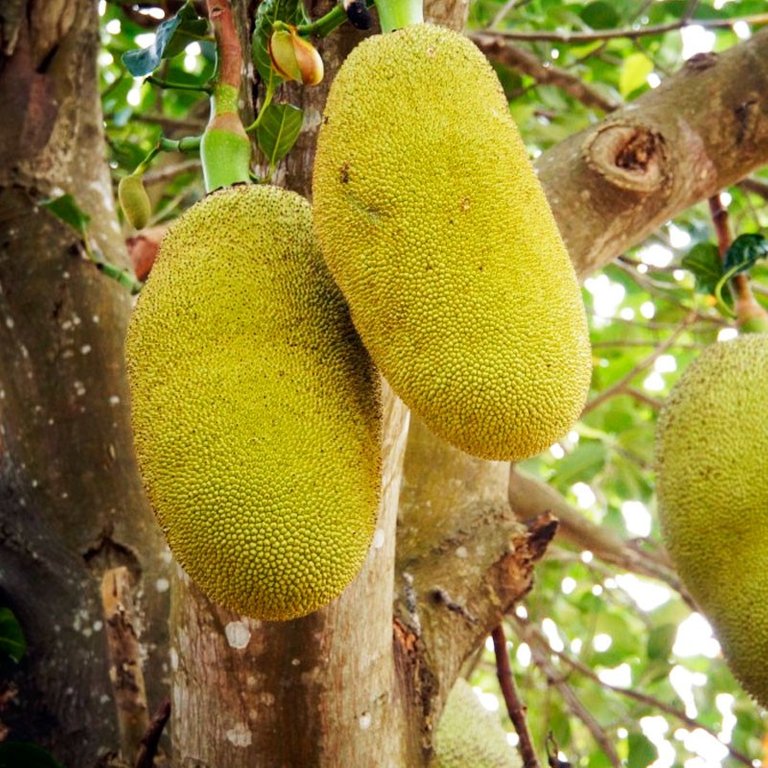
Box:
left=432, top=679, right=520, bottom=768
left=655, top=334, right=768, bottom=706
left=118, top=173, right=151, bottom=230
left=125, top=185, right=381, bottom=621
left=313, top=24, right=591, bottom=462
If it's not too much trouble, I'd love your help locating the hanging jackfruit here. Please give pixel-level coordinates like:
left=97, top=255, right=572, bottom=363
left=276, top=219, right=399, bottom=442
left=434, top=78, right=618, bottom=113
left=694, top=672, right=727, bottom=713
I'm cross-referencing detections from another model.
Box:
left=126, top=184, right=381, bottom=621
left=313, top=23, right=591, bottom=462
left=432, top=679, right=520, bottom=768
left=655, top=333, right=768, bottom=706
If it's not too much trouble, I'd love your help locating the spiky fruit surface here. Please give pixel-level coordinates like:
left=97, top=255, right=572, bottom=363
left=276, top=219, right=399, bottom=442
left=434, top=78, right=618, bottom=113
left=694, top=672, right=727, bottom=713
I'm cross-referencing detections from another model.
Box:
left=126, top=185, right=381, bottom=621
left=432, top=679, right=520, bottom=768
left=313, top=23, right=591, bottom=462
left=655, top=333, right=768, bottom=706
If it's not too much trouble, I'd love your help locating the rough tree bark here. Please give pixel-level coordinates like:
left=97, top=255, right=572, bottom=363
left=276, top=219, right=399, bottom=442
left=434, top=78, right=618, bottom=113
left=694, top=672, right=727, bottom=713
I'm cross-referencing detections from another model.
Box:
left=0, top=2, right=170, bottom=765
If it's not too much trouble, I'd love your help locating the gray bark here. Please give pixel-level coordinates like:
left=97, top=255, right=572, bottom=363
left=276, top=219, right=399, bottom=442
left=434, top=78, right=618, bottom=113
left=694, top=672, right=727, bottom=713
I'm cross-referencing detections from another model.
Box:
left=0, top=2, right=170, bottom=764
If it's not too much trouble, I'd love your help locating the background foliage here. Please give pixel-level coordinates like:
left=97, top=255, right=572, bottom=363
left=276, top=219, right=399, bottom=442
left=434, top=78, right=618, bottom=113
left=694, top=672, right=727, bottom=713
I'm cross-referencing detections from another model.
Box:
left=92, top=1, right=768, bottom=765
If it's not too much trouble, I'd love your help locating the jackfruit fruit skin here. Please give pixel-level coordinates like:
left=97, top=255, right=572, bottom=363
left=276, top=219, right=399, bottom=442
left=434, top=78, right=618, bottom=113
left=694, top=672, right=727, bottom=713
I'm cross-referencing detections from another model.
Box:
left=125, top=184, right=381, bottom=621
left=313, top=24, right=591, bottom=462
left=432, top=679, right=520, bottom=768
left=655, top=334, right=768, bottom=706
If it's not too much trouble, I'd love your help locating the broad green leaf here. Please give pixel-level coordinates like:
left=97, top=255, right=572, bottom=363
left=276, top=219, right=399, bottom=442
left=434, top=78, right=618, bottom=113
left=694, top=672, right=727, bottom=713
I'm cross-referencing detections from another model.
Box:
left=252, top=0, right=308, bottom=88
left=627, top=732, right=657, bottom=768
left=619, top=53, right=653, bottom=97
left=255, top=103, right=303, bottom=167
left=0, top=743, right=64, bottom=768
left=580, top=1, right=620, bottom=30
left=723, top=232, right=768, bottom=275
left=122, top=2, right=208, bottom=77
left=40, top=194, right=90, bottom=236
left=681, top=242, right=725, bottom=296
left=0, top=607, right=25, bottom=663
left=647, top=623, right=676, bottom=661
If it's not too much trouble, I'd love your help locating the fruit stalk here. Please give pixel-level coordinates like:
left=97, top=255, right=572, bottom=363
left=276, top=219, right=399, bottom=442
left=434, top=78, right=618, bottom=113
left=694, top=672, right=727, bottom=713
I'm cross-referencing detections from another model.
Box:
left=201, top=0, right=252, bottom=191
left=373, top=0, right=423, bottom=33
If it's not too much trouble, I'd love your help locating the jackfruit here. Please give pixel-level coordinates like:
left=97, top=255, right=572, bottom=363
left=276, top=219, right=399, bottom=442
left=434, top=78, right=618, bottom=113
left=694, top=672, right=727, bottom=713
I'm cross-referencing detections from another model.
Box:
left=118, top=173, right=151, bottom=230
left=125, top=184, right=381, bottom=621
left=312, top=23, right=591, bottom=462
left=655, top=333, right=768, bottom=706
left=432, top=679, right=520, bottom=768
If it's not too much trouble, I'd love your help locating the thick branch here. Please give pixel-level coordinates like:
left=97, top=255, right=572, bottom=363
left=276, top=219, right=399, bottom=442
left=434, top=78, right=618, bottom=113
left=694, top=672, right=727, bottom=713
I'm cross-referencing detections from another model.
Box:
left=507, top=467, right=688, bottom=599
left=536, top=28, right=768, bottom=277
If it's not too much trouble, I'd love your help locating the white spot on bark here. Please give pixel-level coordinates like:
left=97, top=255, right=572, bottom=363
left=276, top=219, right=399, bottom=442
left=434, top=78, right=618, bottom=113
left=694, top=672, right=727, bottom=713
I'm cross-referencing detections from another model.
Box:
left=92, top=314, right=100, bottom=323
left=291, top=658, right=300, bottom=667
left=258, top=692, right=275, bottom=706
left=373, top=529, right=385, bottom=549
left=170, top=648, right=179, bottom=671
left=225, top=621, right=251, bottom=649
left=73, top=381, right=86, bottom=397
left=80, top=344, right=92, bottom=355
left=100, top=694, right=111, bottom=704
left=155, top=578, right=170, bottom=593
left=455, top=546, right=468, bottom=558
left=358, top=712, right=372, bottom=730
left=61, top=491, right=69, bottom=499
left=62, top=271, right=70, bottom=279
left=5, top=317, right=13, bottom=329
left=225, top=723, right=252, bottom=747
left=93, top=621, right=103, bottom=632
left=109, top=395, right=120, bottom=406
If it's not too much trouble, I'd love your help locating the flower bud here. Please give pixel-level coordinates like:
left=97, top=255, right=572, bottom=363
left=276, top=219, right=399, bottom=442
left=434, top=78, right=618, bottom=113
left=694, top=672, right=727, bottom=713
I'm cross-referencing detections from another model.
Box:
left=118, top=173, right=151, bottom=230
left=268, top=27, right=324, bottom=86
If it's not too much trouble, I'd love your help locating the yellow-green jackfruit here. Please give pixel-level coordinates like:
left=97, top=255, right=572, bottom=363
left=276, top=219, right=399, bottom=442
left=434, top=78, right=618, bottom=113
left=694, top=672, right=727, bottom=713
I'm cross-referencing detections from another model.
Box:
left=655, top=333, right=768, bottom=706
left=125, top=184, right=381, bottom=621
left=312, top=24, right=591, bottom=462
left=118, top=173, right=151, bottom=230
left=432, top=679, right=520, bottom=768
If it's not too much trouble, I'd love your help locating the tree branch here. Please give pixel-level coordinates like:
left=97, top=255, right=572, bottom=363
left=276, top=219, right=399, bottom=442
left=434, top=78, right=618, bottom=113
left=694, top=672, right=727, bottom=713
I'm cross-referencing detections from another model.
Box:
left=535, top=28, right=768, bottom=278
left=491, top=626, right=540, bottom=768
left=485, top=13, right=768, bottom=43
left=513, top=616, right=754, bottom=768
left=507, top=467, right=689, bottom=601
left=471, top=35, right=619, bottom=113
left=510, top=618, right=622, bottom=767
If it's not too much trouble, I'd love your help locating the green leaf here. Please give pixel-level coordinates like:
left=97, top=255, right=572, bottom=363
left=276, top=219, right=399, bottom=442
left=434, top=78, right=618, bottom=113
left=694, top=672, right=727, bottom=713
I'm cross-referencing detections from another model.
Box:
left=681, top=242, right=725, bottom=296
left=252, top=0, right=308, bottom=88
left=255, top=103, right=303, bottom=167
left=0, top=607, right=26, bottom=663
left=626, top=732, right=657, bottom=768
left=122, top=2, right=208, bottom=77
left=579, top=1, right=620, bottom=30
left=40, top=194, right=90, bottom=237
left=552, top=441, right=606, bottom=486
left=619, top=52, right=653, bottom=97
left=647, top=623, right=676, bottom=661
left=0, top=743, right=64, bottom=768
left=723, top=233, right=768, bottom=275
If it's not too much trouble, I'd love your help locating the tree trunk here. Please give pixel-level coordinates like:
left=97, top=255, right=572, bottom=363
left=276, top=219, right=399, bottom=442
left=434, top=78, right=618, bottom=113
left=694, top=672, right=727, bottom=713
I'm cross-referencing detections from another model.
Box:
left=0, top=3, right=170, bottom=765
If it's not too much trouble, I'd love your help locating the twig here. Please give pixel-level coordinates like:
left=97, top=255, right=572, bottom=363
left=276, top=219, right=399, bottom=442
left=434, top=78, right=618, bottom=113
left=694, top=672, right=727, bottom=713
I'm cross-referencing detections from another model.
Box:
left=485, top=13, right=768, bottom=43
left=509, top=619, right=622, bottom=767
left=471, top=35, right=619, bottom=113
left=709, top=194, right=753, bottom=304
left=514, top=617, right=755, bottom=768
left=142, top=159, right=202, bottom=186
left=582, top=311, right=695, bottom=416
left=134, top=698, right=171, bottom=768
left=738, top=177, right=768, bottom=201
left=491, top=625, right=540, bottom=768
left=624, top=387, right=663, bottom=410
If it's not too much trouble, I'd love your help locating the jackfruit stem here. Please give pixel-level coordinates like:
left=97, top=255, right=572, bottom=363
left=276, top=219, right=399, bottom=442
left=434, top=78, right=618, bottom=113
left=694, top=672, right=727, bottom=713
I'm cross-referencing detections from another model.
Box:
left=374, top=0, right=423, bottom=33
left=202, top=0, right=253, bottom=191
left=736, top=292, right=768, bottom=335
